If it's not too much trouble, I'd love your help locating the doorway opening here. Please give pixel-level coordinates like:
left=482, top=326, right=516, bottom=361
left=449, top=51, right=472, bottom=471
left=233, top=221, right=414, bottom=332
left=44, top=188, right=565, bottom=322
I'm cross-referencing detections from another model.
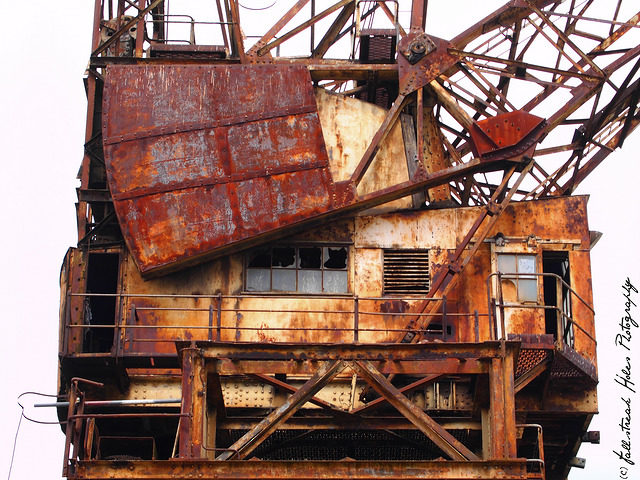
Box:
left=84, top=253, right=119, bottom=353
left=542, top=251, right=573, bottom=345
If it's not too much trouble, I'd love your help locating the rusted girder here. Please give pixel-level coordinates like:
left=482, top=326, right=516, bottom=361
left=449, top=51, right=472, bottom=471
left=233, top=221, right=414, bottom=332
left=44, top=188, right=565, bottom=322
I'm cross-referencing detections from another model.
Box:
left=218, top=417, right=481, bottom=431
left=214, top=358, right=487, bottom=376
left=351, top=373, right=442, bottom=414
left=185, top=341, right=518, bottom=363
left=250, top=373, right=349, bottom=414
left=92, top=0, right=164, bottom=57
left=216, top=360, right=346, bottom=460
left=70, top=459, right=529, bottom=480
left=350, top=360, right=480, bottom=461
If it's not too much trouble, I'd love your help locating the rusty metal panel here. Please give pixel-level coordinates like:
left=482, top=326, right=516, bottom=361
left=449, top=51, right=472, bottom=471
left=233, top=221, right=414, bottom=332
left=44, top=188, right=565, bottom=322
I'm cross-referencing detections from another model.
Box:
left=469, top=111, right=545, bottom=158
left=103, top=65, right=334, bottom=275
left=314, top=89, right=412, bottom=212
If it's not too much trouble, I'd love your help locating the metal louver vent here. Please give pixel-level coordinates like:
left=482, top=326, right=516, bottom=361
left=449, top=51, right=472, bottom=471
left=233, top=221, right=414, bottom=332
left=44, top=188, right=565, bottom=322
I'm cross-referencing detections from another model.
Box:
left=383, top=250, right=430, bottom=295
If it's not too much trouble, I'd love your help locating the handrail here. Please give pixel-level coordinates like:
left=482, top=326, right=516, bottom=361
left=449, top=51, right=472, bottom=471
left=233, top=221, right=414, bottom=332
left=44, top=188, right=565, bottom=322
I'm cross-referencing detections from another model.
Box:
left=517, top=423, right=545, bottom=480
left=486, top=272, right=594, bottom=314
left=63, top=291, right=481, bottom=355
left=486, top=272, right=595, bottom=346
left=69, top=293, right=447, bottom=301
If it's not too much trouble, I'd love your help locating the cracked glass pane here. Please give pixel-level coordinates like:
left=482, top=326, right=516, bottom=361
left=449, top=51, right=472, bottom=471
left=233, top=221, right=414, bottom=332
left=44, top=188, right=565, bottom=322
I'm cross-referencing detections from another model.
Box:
left=518, top=255, right=536, bottom=278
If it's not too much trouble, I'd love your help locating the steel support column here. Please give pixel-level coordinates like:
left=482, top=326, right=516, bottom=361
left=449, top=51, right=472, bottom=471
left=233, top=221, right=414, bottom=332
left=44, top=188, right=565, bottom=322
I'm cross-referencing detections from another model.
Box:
left=179, top=347, right=206, bottom=458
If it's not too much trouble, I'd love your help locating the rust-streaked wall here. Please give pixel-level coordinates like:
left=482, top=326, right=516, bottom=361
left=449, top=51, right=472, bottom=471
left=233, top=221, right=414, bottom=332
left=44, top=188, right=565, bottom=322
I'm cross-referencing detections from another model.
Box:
left=315, top=89, right=412, bottom=213
left=61, top=196, right=595, bottom=362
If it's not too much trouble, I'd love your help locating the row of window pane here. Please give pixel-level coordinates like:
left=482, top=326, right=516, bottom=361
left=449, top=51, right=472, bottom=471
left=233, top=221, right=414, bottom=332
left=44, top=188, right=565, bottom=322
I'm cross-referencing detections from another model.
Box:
left=246, top=246, right=348, bottom=293
left=248, top=246, right=347, bottom=270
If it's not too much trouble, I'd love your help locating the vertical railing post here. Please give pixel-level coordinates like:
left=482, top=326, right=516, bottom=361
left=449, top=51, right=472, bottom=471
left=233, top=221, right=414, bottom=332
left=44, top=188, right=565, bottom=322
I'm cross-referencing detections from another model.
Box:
left=442, top=295, right=447, bottom=340
left=62, top=382, right=78, bottom=477
left=208, top=303, right=214, bottom=342
left=555, top=275, right=564, bottom=349
left=474, top=310, right=480, bottom=343
left=353, top=296, right=359, bottom=343
left=497, top=273, right=506, bottom=340
left=490, top=297, right=497, bottom=341
left=63, top=293, right=72, bottom=356
left=114, top=291, right=124, bottom=357
left=125, top=303, right=135, bottom=355
left=217, top=293, right=222, bottom=342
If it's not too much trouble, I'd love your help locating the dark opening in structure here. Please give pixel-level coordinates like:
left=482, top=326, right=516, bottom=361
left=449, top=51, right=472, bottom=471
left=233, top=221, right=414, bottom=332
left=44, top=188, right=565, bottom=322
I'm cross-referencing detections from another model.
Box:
left=84, top=252, right=119, bottom=353
left=542, top=251, right=572, bottom=344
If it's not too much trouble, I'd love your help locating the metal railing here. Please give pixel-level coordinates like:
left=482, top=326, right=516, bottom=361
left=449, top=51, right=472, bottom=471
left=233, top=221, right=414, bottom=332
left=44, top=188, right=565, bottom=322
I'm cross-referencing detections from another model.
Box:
left=62, top=378, right=185, bottom=473
left=517, top=424, right=545, bottom=480
left=486, top=272, right=595, bottom=349
left=62, top=292, right=484, bottom=356
left=61, top=380, right=548, bottom=471
left=62, top=273, right=593, bottom=357
left=147, top=15, right=232, bottom=47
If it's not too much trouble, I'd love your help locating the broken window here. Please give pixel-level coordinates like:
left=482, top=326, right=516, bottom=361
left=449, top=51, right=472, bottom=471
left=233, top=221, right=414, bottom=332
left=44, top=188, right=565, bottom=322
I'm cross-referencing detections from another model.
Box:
left=245, top=245, right=348, bottom=294
left=383, top=250, right=430, bottom=295
left=497, top=253, right=538, bottom=303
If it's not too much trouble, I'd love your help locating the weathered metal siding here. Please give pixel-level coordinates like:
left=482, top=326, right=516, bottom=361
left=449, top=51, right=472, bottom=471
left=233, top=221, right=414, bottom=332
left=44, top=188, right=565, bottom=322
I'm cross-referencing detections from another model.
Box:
left=353, top=196, right=595, bottom=359
left=354, top=209, right=458, bottom=249
left=61, top=248, right=88, bottom=355
left=453, top=245, right=493, bottom=343
left=315, top=89, right=411, bottom=213
left=60, top=197, right=595, bottom=361
left=453, top=196, right=594, bottom=360
left=120, top=251, right=240, bottom=354
left=569, top=250, right=596, bottom=363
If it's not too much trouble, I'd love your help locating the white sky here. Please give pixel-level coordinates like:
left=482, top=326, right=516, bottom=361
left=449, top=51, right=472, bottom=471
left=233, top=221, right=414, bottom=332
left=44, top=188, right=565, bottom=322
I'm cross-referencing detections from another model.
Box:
left=0, top=2, right=638, bottom=479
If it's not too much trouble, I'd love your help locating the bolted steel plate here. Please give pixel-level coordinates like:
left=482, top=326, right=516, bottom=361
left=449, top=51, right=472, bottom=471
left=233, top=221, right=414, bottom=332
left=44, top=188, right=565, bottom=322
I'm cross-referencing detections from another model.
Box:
left=469, top=110, right=545, bottom=158
left=103, top=65, right=335, bottom=276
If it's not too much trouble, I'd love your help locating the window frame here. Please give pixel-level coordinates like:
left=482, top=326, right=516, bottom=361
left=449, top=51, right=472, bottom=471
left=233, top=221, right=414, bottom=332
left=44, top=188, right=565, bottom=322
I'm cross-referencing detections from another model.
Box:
left=495, top=251, right=540, bottom=304
left=243, top=243, right=351, bottom=295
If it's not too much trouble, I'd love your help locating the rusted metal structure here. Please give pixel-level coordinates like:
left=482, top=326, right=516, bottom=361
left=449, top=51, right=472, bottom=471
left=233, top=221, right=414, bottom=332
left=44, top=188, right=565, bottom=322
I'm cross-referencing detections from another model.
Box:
left=57, top=1, right=639, bottom=479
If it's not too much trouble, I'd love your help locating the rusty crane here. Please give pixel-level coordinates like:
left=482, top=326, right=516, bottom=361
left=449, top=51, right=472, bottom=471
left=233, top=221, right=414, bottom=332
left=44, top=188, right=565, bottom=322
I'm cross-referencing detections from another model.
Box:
left=57, top=1, right=639, bottom=480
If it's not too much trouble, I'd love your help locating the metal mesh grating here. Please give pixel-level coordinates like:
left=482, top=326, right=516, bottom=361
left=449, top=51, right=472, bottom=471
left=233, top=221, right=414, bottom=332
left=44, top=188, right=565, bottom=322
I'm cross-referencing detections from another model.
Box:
left=515, top=349, right=550, bottom=377
left=383, top=250, right=430, bottom=295
left=239, top=429, right=478, bottom=461
left=550, top=354, right=586, bottom=379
